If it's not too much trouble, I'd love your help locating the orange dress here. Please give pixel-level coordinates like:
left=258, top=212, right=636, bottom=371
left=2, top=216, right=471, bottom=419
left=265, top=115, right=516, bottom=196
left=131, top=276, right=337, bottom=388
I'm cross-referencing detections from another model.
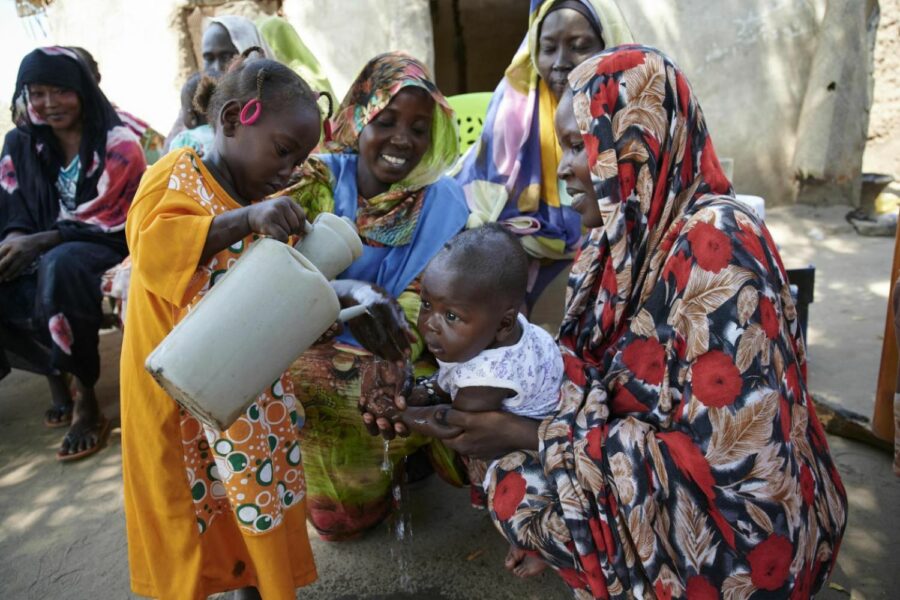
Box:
left=120, top=149, right=317, bottom=599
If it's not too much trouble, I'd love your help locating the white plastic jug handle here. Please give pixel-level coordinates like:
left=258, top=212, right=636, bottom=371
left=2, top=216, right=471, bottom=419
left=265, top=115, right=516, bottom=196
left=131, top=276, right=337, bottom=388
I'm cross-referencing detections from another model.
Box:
left=338, top=304, right=369, bottom=322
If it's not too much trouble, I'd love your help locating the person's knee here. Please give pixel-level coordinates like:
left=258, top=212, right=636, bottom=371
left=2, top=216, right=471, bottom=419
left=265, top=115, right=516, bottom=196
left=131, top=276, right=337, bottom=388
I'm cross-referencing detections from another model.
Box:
left=37, top=242, right=106, bottom=291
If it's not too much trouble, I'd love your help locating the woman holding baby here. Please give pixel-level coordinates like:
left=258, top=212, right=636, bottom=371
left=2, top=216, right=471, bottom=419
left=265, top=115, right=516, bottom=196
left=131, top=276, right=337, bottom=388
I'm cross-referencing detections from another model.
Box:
left=362, top=44, right=848, bottom=599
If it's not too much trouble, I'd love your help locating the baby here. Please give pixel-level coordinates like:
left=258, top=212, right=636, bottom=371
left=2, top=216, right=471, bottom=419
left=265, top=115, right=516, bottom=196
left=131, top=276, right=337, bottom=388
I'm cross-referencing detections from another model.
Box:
left=168, top=72, right=215, bottom=157
left=397, top=224, right=563, bottom=499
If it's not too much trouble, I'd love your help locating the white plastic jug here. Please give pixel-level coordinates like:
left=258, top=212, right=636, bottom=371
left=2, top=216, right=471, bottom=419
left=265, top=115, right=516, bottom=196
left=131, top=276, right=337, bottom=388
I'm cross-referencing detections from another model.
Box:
left=145, top=238, right=367, bottom=430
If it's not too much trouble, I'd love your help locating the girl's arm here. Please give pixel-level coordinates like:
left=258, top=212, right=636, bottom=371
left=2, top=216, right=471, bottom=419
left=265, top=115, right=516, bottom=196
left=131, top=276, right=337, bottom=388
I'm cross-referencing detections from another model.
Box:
left=200, top=196, right=307, bottom=262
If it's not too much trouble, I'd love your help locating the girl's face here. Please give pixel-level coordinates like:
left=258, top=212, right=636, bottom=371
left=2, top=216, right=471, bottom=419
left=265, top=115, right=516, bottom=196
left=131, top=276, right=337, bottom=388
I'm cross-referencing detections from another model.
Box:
left=220, top=101, right=321, bottom=202
left=537, top=8, right=604, bottom=100
left=27, top=84, right=82, bottom=132
left=556, top=89, right=603, bottom=228
left=356, top=87, right=434, bottom=197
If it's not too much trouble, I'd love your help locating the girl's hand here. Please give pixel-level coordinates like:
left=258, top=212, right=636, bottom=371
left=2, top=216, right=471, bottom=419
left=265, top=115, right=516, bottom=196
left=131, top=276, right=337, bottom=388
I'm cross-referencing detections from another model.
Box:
left=331, top=280, right=416, bottom=361
left=245, top=196, right=308, bottom=242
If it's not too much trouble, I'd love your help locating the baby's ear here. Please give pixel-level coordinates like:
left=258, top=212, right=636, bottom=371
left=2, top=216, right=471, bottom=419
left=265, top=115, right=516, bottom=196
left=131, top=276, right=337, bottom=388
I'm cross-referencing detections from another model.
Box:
left=496, top=306, right=520, bottom=342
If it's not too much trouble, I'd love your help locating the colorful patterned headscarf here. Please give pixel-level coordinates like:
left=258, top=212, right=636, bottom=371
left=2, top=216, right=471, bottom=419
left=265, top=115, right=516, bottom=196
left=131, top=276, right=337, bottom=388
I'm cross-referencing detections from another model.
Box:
left=558, top=45, right=734, bottom=364
left=487, top=46, right=845, bottom=598
left=325, top=52, right=459, bottom=245
left=452, top=0, right=633, bottom=261
left=328, top=52, right=458, bottom=190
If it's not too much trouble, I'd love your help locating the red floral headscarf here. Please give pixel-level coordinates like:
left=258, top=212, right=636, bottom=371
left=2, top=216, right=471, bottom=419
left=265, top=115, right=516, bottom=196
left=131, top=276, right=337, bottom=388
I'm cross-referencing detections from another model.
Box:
left=558, top=45, right=733, bottom=375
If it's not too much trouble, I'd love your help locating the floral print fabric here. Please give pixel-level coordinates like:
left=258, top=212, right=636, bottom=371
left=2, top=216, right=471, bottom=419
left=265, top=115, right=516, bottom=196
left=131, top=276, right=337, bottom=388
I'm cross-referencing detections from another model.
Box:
left=487, top=46, right=847, bottom=599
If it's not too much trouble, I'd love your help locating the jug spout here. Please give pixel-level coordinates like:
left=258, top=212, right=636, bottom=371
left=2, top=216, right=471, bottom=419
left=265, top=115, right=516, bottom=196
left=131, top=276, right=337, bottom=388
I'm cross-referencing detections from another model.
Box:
left=338, top=304, right=369, bottom=322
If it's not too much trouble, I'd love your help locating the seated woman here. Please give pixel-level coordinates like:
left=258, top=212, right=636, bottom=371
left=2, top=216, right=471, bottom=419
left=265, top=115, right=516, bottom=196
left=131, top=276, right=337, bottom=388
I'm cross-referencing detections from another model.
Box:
left=0, top=47, right=146, bottom=461
left=452, top=0, right=632, bottom=313
left=368, top=46, right=848, bottom=596
left=287, top=52, right=468, bottom=541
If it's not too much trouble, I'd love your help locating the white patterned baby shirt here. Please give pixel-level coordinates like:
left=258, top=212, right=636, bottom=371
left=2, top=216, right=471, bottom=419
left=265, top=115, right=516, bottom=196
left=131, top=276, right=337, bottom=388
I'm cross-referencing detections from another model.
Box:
left=436, top=314, right=563, bottom=487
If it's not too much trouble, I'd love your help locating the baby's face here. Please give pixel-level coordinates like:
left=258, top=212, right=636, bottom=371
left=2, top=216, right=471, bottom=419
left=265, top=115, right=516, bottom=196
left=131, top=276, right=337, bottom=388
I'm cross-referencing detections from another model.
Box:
left=417, top=263, right=505, bottom=363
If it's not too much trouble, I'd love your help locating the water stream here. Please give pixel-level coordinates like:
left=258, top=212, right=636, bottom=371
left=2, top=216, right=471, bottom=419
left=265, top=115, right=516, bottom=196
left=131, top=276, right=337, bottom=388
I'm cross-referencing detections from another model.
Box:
left=380, top=437, right=392, bottom=474
left=387, top=457, right=413, bottom=592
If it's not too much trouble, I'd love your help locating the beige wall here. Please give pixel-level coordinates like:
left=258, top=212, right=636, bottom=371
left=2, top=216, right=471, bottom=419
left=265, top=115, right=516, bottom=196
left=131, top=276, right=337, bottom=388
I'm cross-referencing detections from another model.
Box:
left=618, top=0, right=826, bottom=205
left=863, top=0, right=900, bottom=186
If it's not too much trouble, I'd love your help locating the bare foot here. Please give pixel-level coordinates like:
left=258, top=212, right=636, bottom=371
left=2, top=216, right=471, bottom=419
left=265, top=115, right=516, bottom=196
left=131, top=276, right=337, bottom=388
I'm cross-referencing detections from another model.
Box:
left=513, top=553, right=547, bottom=578
left=44, top=374, right=74, bottom=427
left=505, top=545, right=547, bottom=578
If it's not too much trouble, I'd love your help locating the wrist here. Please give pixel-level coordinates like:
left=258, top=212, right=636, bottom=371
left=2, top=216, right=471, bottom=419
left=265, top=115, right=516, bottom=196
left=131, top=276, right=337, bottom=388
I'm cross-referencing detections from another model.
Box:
left=240, top=205, right=253, bottom=237
left=33, top=230, right=62, bottom=251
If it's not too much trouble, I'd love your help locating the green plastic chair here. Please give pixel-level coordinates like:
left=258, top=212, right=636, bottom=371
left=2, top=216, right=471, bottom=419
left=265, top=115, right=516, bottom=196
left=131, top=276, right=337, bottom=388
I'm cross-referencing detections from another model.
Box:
left=447, top=92, right=492, bottom=155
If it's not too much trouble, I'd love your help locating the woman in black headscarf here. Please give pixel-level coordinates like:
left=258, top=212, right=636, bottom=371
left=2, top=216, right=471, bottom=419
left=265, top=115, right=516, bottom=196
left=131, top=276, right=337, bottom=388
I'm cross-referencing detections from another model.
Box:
left=0, top=47, right=146, bottom=461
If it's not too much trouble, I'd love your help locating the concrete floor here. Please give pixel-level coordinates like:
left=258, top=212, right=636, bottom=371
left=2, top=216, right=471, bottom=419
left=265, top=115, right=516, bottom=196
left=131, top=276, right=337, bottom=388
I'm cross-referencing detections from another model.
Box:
left=0, top=204, right=898, bottom=599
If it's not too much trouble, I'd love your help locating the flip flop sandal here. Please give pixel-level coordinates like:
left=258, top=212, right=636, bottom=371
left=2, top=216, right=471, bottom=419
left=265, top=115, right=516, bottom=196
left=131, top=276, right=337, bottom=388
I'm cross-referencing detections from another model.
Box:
left=56, top=416, right=111, bottom=463
left=43, top=405, right=74, bottom=429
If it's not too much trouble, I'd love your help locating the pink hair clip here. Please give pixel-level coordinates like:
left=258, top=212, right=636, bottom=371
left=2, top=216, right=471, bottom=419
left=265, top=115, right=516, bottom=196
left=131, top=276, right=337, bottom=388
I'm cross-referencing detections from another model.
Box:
left=239, top=98, right=262, bottom=126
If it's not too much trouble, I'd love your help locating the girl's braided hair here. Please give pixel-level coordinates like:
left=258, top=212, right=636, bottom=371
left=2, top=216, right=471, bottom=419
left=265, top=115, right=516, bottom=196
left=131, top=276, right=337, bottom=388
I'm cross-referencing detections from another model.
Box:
left=194, top=47, right=328, bottom=127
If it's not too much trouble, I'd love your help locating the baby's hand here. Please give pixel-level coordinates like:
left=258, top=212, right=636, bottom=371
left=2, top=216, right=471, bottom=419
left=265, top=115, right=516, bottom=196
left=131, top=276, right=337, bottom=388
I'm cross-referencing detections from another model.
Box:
left=406, top=381, right=442, bottom=407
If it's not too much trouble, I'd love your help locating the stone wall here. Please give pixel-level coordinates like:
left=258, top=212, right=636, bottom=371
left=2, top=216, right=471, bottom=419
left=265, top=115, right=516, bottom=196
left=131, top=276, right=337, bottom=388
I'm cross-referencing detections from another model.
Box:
left=863, top=0, right=900, bottom=187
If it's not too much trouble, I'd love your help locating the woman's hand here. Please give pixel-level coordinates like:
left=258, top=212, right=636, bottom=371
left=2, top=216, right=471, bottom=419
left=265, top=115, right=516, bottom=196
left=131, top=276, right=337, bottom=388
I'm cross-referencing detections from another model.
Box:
left=358, top=359, right=412, bottom=438
left=331, top=279, right=416, bottom=361
left=441, top=410, right=541, bottom=460
left=0, top=231, right=60, bottom=281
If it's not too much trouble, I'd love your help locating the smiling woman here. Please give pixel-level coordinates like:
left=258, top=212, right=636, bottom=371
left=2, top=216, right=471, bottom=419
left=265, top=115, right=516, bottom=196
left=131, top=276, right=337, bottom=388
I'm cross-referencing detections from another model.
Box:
left=477, top=46, right=848, bottom=598
left=283, top=51, right=470, bottom=541
left=0, top=46, right=146, bottom=463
